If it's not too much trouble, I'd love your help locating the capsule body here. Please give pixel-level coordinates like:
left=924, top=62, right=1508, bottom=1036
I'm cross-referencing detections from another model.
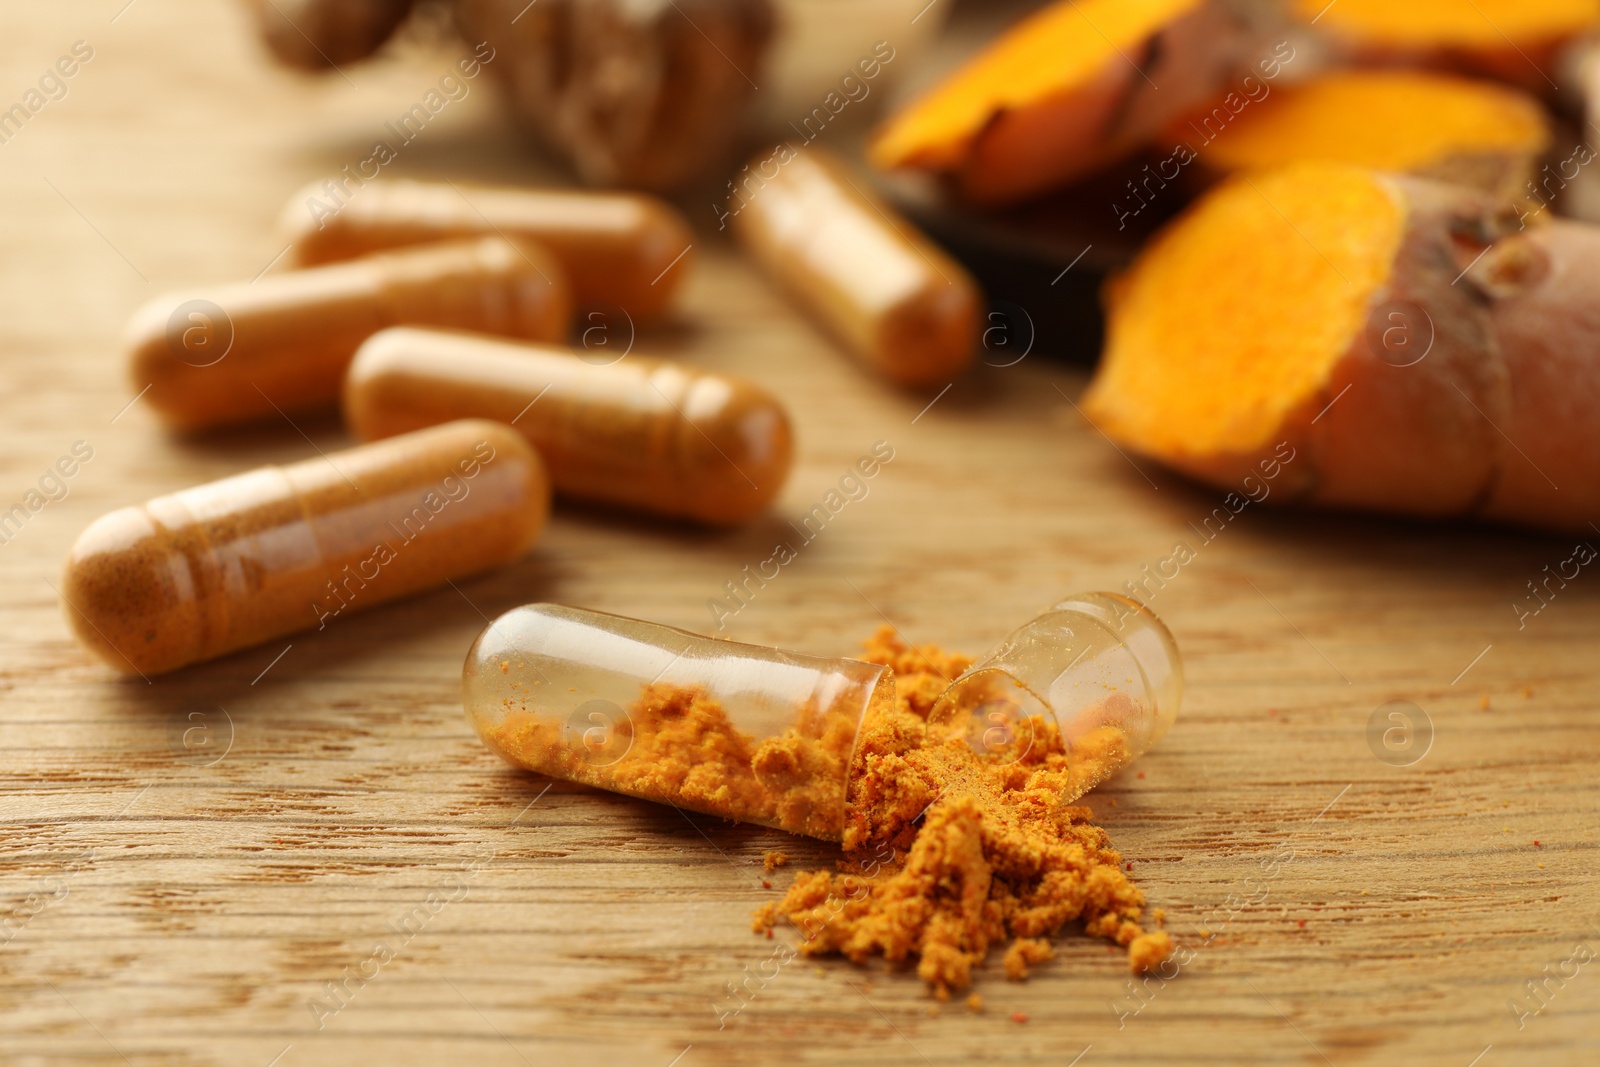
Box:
left=930, top=593, right=1183, bottom=800
left=126, top=236, right=569, bottom=432
left=464, top=603, right=893, bottom=840
left=344, top=327, right=793, bottom=524
left=280, top=179, right=693, bottom=318
left=730, top=146, right=981, bottom=387
left=62, top=420, right=549, bottom=676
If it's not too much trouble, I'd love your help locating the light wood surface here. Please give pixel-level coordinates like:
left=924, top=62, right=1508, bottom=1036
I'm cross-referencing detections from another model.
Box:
left=4, top=3, right=1599, bottom=1065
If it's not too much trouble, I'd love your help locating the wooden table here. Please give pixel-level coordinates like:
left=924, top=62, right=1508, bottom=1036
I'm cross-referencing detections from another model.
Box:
left=4, top=3, right=1597, bottom=1064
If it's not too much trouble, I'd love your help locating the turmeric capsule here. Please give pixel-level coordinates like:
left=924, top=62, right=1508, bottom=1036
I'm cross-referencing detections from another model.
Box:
left=61, top=420, right=549, bottom=677
left=729, top=146, right=982, bottom=388
left=126, top=236, right=569, bottom=433
left=280, top=179, right=693, bottom=319
left=344, top=327, right=792, bottom=525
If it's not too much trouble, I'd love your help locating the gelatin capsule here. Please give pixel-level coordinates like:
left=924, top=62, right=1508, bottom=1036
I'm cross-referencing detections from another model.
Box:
left=62, top=420, right=549, bottom=677
left=462, top=595, right=1181, bottom=841
left=126, top=236, right=569, bottom=432
left=729, top=146, right=981, bottom=388
left=931, top=593, right=1183, bottom=802
left=344, top=327, right=793, bottom=525
left=280, top=179, right=693, bottom=319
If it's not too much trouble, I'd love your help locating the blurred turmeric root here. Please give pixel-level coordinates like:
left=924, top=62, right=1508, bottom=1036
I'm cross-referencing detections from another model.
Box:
left=1083, top=163, right=1600, bottom=534
left=247, top=0, right=414, bottom=70
left=1170, top=69, right=1553, bottom=204
left=244, top=0, right=772, bottom=191
left=1292, top=0, right=1600, bottom=94
left=869, top=0, right=1264, bottom=205
left=453, top=0, right=772, bottom=190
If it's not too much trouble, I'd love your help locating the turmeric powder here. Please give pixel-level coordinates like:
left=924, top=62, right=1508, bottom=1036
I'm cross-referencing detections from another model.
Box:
left=755, top=628, right=1171, bottom=998
left=465, top=603, right=1177, bottom=994
left=480, top=677, right=863, bottom=840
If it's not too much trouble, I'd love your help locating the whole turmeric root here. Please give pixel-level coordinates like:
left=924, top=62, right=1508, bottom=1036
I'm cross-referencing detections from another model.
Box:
left=246, top=0, right=414, bottom=70
left=245, top=0, right=774, bottom=191
left=869, top=0, right=1265, bottom=205
left=453, top=0, right=773, bottom=190
left=1083, top=162, right=1600, bottom=534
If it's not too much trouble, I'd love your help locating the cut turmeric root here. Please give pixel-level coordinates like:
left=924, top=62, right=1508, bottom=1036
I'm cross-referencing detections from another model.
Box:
left=1174, top=70, right=1551, bottom=202
left=1083, top=162, right=1600, bottom=533
left=1296, top=0, right=1600, bottom=90
left=870, top=0, right=1257, bottom=205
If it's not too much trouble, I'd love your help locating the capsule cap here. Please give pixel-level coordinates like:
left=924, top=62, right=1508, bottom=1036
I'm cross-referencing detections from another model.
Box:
left=928, top=593, right=1183, bottom=798
left=61, top=504, right=207, bottom=675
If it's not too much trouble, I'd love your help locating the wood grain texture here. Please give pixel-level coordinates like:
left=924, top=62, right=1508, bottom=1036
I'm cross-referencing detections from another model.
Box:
left=3, top=3, right=1599, bottom=1065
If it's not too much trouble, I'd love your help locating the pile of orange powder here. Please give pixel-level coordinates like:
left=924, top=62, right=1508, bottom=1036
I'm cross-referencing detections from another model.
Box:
left=753, top=628, right=1172, bottom=998
left=482, top=626, right=1172, bottom=996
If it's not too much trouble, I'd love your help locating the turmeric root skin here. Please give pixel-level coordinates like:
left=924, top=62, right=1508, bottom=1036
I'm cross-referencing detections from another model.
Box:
left=454, top=0, right=774, bottom=191
left=870, top=0, right=1257, bottom=205
left=247, top=0, right=414, bottom=71
left=1478, top=221, right=1600, bottom=529
left=1085, top=163, right=1600, bottom=534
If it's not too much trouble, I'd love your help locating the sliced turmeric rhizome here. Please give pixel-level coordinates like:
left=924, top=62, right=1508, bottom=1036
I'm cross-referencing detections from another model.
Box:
left=1173, top=69, right=1551, bottom=202
left=1083, top=162, right=1600, bottom=533
left=1296, top=0, right=1600, bottom=90
left=870, top=0, right=1255, bottom=204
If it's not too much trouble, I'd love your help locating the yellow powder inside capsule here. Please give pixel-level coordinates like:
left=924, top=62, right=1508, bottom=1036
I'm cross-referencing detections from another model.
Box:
left=484, top=680, right=860, bottom=840
left=754, top=628, right=1171, bottom=998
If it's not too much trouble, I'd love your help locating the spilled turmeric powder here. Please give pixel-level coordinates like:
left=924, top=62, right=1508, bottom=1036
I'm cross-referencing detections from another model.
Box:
left=479, top=620, right=1170, bottom=995
left=754, top=628, right=1171, bottom=998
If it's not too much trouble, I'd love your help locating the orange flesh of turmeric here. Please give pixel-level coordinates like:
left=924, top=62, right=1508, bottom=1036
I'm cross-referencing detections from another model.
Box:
left=755, top=628, right=1171, bottom=998
left=1297, top=0, right=1600, bottom=47
left=1084, top=163, right=1404, bottom=459
left=1192, top=70, right=1550, bottom=176
left=870, top=0, right=1203, bottom=171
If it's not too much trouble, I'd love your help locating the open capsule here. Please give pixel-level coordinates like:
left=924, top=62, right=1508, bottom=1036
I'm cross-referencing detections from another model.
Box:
left=930, top=593, right=1183, bottom=800
left=462, top=595, right=1181, bottom=841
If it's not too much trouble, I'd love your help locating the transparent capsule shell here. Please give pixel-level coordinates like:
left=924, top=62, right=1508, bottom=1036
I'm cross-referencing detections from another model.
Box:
left=463, top=603, right=893, bottom=841
left=464, top=594, right=1181, bottom=840
left=930, top=593, right=1183, bottom=801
